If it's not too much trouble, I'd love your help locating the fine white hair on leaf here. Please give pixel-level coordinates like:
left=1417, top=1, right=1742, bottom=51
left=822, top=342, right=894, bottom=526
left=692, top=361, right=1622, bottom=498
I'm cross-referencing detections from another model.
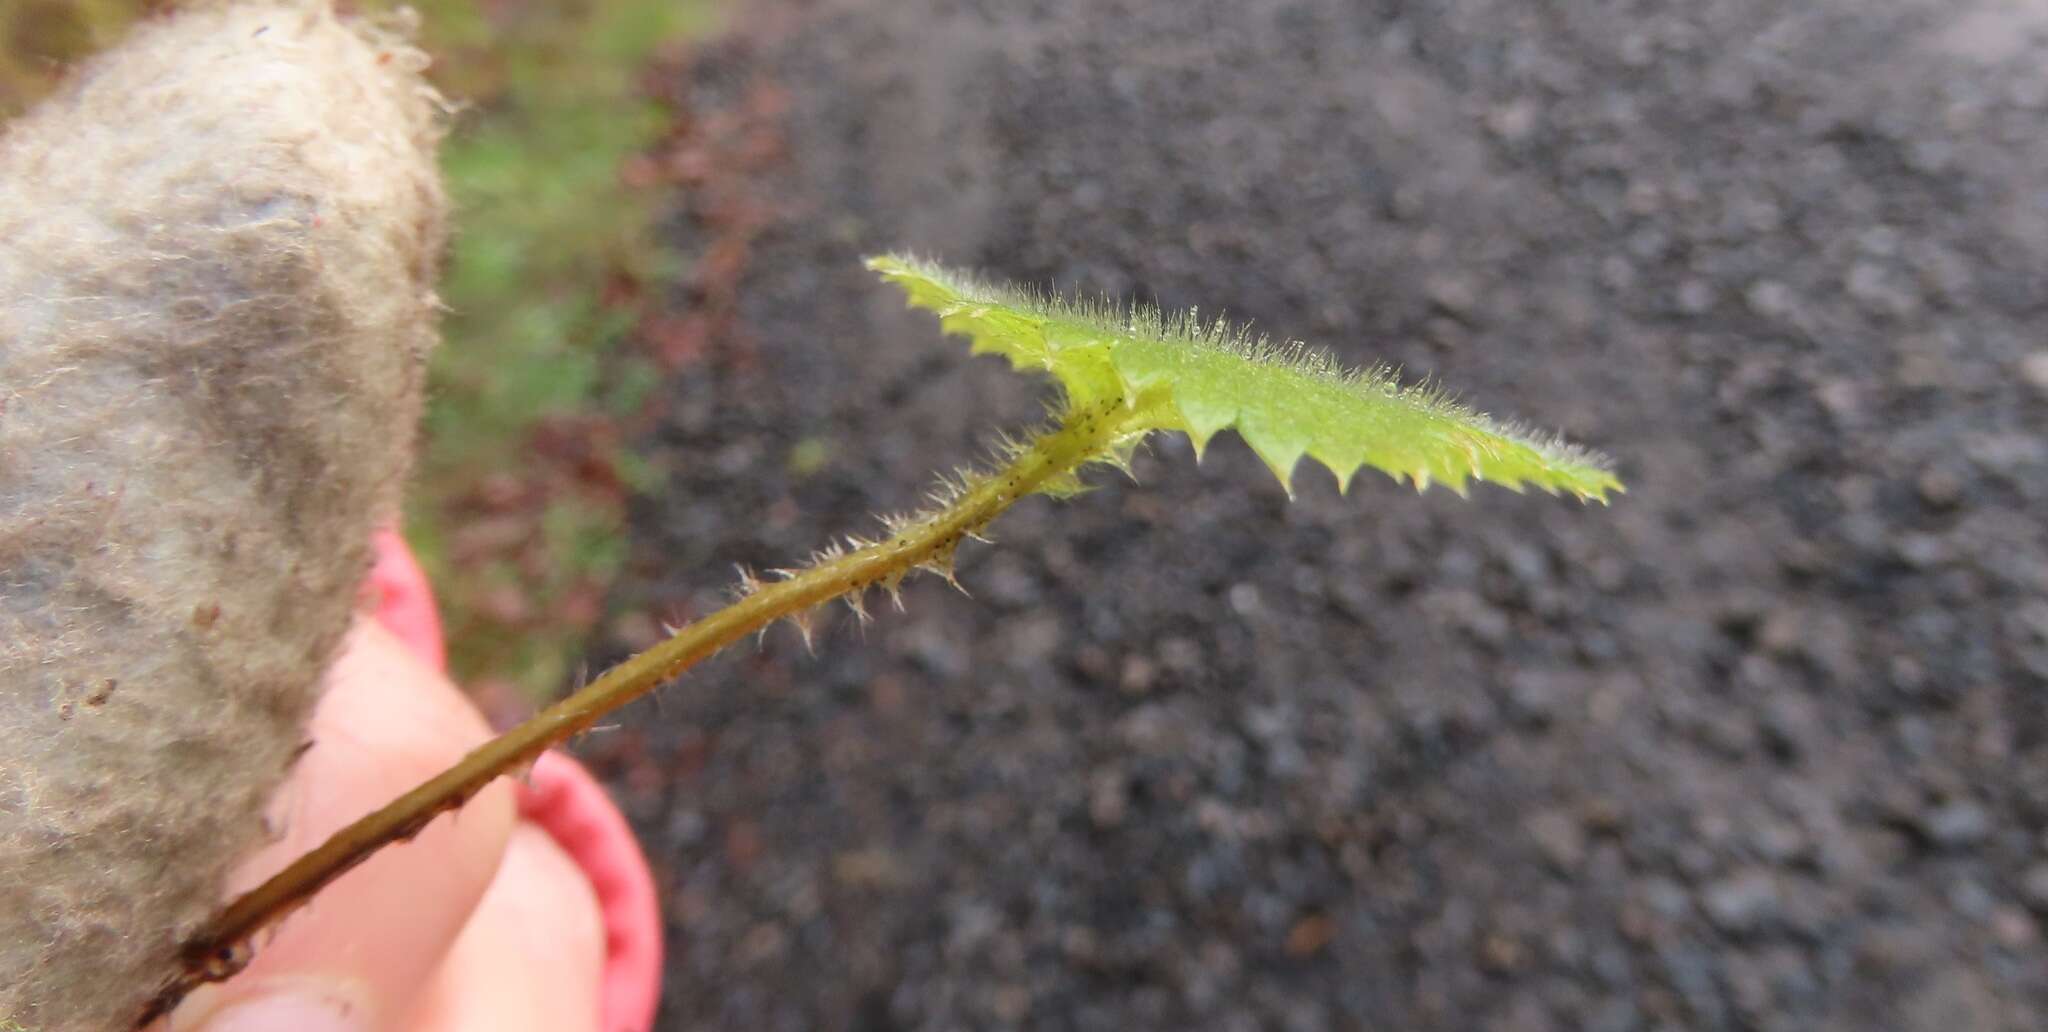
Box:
left=0, top=4, right=447, bottom=1030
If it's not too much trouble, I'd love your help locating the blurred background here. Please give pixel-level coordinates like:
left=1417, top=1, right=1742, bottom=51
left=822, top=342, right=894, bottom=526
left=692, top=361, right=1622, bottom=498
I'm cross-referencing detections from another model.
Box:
left=8, top=1, right=2048, bottom=1030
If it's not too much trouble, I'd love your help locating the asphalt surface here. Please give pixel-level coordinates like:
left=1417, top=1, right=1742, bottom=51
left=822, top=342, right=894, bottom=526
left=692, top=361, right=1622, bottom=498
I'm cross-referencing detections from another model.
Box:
left=589, top=2, right=2048, bottom=1028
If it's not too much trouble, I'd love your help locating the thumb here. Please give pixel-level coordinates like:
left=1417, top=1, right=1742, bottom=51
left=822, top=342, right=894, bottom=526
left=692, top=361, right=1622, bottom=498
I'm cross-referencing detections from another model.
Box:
left=166, top=620, right=515, bottom=1032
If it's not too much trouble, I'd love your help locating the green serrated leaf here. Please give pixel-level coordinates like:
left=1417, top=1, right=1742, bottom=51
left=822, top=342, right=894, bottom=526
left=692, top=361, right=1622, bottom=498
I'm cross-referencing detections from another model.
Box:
left=868, top=254, right=1622, bottom=502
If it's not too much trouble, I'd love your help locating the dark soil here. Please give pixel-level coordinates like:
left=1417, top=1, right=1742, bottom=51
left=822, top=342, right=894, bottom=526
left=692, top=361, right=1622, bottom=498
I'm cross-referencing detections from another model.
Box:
left=587, top=1, right=2048, bottom=1029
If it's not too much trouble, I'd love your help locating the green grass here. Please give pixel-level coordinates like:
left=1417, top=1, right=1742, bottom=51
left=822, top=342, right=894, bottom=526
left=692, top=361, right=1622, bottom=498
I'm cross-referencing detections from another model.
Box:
left=3, top=0, right=721, bottom=698
left=395, top=0, right=719, bottom=698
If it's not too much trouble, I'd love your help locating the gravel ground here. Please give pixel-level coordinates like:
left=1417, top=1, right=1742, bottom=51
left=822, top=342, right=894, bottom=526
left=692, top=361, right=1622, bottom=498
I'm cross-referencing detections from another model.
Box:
left=587, top=1, right=2048, bottom=1029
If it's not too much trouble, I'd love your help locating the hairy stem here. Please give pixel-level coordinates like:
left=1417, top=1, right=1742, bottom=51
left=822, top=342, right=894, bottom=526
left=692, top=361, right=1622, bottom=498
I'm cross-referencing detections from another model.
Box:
left=142, top=398, right=1145, bottom=1025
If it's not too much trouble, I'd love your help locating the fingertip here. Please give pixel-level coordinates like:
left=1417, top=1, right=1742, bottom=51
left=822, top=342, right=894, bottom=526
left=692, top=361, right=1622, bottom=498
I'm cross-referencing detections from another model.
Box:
left=404, top=825, right=607, bottom=1032
left=174, top=619, right=515, bottom=1031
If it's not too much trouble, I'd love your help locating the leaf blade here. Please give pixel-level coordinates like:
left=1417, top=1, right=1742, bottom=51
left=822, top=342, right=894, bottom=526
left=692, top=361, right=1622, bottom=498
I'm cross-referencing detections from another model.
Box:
left=868, top=254, right=1622, bottom=503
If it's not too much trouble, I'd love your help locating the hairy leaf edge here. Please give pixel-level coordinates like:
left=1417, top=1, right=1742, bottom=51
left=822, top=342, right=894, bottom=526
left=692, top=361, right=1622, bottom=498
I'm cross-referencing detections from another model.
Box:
left=868, top=253, right=1623, bottom=503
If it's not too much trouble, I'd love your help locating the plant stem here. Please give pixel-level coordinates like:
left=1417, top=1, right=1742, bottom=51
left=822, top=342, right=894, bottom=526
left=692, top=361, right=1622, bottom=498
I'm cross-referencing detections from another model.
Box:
left=141, top=398, right=1145, bottom=1026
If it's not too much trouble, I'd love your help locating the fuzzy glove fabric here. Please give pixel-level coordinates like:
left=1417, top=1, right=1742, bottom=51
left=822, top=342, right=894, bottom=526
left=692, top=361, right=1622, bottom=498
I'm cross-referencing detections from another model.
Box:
left=0, top=4, right=447, bottom=1028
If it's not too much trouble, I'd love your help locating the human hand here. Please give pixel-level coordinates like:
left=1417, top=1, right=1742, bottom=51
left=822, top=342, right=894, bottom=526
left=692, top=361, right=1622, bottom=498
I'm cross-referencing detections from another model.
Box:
left=160, top=618, right=608, bottom=1032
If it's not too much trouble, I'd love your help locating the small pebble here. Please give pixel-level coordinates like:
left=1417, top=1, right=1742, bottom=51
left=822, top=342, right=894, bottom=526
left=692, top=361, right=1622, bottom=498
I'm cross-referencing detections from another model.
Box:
left=1702, top=871, right=1782, bottom=936
left=1918, top=800, right=1993, bottom=850
left=1528, top=810, right=1589, bottom=872
left=2020, top=864, right=2048, bottom=913
left=2021, top=350, right=2048, bottom=392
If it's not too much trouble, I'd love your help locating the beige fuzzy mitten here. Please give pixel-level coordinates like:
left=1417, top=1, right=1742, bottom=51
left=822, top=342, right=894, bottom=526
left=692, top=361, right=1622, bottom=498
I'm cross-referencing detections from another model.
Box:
left=0, top=4, right=446, bottom=1029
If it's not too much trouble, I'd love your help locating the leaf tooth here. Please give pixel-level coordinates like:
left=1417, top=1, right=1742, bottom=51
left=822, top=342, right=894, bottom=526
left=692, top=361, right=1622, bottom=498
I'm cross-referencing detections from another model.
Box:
left=1304, top=439, right=1365, bottom=496
left=1329, top=458, right=1365, bottom=496
left=1426, top=454, right=1472, bottom=498
left=1245, top=437, right=1307, bottom=500
left=1096, top=434, right=1145, bottom=481
left=1037, top=470, right=1089, bottom=499
left=1270, top=464, right=1299, bottom=500
left=1174, top=397, right=1236, bottom=463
